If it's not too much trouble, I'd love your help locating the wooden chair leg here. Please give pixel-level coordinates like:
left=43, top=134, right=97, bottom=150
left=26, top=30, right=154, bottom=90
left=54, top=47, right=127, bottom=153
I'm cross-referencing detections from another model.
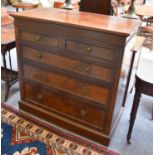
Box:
left=4, top=84, right=10, bottom=102
left=127, top=91, right=141, bottom=144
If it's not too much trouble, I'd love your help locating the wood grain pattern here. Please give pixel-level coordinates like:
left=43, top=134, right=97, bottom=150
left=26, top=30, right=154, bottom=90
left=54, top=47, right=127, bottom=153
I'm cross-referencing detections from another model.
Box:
left=11, top=8, right=141, bottom=36
left=1, top=24, right=15, bottom=45
left=65, top=40, right=115, bottom=61
left=22, top=46, right=113, bottom=83
left=23, top=64, right=110, bottom=104
left=12, top=9, right=141, bottom=146
left=21, top=31, right=58, bottom=47
left=24, top=82, right=107, bottom=130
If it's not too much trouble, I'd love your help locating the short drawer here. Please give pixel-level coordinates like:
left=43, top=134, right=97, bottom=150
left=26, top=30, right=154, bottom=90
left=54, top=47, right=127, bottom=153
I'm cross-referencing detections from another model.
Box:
left=24, top=82, right=106, bottom=130
left=22, top=46, right=113, bottom=83
left=65, top=40, right=115, bottom=62
left=20, top=31, right=58, bottom=47
left=23, top=64, right=110, bottom=105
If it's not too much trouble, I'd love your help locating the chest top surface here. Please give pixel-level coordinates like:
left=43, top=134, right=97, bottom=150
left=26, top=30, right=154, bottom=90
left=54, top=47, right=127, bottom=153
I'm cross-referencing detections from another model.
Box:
left=12, top=8, right=141, bottom=36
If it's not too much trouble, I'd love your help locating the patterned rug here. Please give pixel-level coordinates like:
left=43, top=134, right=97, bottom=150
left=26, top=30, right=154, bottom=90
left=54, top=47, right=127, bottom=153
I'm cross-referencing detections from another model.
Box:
left=1, top=104, right=119, bottom=155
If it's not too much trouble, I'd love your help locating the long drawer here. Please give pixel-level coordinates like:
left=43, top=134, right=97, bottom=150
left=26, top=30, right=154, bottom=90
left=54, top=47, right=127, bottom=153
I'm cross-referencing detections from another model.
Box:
left=23, top=64, right=110, bottom=105
left=23, top=81, right=107, bottom=131
left=22, top=46, right=114, bottom=83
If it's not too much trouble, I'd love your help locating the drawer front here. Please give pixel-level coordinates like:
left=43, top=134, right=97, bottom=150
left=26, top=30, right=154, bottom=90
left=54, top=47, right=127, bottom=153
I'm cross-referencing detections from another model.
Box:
left=22, top=46, right=113, bottom=83
left=16, top=18, right=126, bottom=45
left=21, top=31, right=58, bottom=47
left=65, top=40, right=115, bottom=62
left=24, top=82, right=106, bottom=130
left=23, top=64, right=110, bottom=105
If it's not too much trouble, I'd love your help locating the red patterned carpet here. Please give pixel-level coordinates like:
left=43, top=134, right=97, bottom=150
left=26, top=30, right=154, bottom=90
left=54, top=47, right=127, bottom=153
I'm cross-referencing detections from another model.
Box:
left=1, top=104, right=119, bottom=155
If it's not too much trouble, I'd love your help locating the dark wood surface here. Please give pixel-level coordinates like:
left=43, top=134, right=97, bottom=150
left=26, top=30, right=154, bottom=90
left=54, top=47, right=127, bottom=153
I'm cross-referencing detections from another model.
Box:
left=12, top=8, right=141, bottom=146
left=79, top=0, right=113, bottom=15
left=127, top=59, right=153, bottom=143
left=122, top=36, right=145, bottom=107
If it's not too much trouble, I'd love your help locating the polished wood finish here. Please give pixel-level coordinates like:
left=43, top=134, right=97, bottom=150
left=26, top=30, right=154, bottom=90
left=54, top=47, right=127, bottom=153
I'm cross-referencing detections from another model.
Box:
left=1, top=14, right=14, bottom=26
left=12, top=8, right=141, bottom=145
left=135, top=5, right=153, bottom=18
left=22, top=47, right=113, bottom=82
left=127, top=59, right=153, bottom=143
left=1, top=16, right=18, bottom=101
left=12, top=2, right=39, bottom=12
left=11, top=8, right=140, bottom=36
left=79, top=0, right=113, bottom=15
left=1, top=20, right=15, bottom=44
left=24, top=81, right=107, bottom=130
left=23, top=64, right=110, bottom=104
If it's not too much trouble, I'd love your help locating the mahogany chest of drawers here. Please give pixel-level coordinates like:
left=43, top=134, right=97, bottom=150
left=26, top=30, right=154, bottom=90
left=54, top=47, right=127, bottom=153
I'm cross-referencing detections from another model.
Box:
left=12, top=8, right=140, bottom=145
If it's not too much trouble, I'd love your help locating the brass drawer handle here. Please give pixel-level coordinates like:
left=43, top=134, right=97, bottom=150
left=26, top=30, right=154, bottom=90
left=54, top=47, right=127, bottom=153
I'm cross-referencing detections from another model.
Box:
left=36, top=36, right=41, bottom=41
left=37, top=53, right=42, bottom=59
left=85, top=65, right=90, bottom=71
left=38, top=94, right=42, bottom=100
left=87, top=47, right=92, bottom=53
left=80, top=109, right=86, bottom=117
left=81, top=86, right=88, bottom=95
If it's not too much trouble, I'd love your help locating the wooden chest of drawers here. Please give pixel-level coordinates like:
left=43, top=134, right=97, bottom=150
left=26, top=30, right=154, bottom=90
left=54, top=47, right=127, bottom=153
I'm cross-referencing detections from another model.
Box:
left=12, top=8, right=140, bottom=145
